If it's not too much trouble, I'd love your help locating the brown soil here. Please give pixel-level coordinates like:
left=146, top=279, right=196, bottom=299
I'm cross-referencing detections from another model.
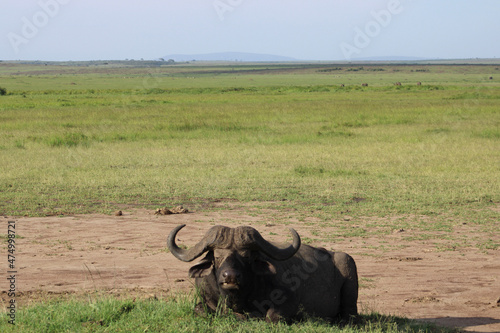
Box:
left=2, top=206, right=499, bottom=332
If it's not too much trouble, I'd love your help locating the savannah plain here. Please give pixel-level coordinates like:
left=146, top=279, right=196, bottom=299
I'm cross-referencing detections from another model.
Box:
left=0, top=61, right=499, bottom=332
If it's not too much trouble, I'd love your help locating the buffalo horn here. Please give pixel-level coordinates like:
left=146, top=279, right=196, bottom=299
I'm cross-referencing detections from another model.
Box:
left=248, top=227, right=301, bottom=261
left=167, top=224, right=223, bottom=262
left=168, top=224, right=301, bottom=262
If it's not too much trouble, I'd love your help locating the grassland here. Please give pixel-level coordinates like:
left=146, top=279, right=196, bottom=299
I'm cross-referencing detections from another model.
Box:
left=1, top=62, right=498, bottom=221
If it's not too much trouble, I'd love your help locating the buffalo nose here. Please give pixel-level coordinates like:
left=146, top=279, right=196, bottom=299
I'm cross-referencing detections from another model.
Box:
left=222, top=269, right=241, bottom=281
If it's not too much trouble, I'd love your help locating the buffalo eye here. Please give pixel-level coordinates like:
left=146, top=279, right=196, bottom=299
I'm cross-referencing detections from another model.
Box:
left=214, top=256, right=222, bottom=267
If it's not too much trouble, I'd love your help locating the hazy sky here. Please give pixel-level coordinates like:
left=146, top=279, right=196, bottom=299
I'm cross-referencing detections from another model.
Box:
left=1, top=0, right=499, bottom=61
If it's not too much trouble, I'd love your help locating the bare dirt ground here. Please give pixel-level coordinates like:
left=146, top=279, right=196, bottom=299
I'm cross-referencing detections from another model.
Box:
left=2, top=205, right=499, bottom=332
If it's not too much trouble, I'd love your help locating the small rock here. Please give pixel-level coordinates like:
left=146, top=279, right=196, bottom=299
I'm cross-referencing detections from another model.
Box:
left=155, top=205, right=188, bottom=215
left=155, top=208, right=171, bottom=215
left=343, top=216, right=352, bottom=221
left=170, top=205, right=188, bottom=214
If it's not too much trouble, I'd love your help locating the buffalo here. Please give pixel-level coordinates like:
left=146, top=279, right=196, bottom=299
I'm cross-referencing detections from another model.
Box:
left=167, top=224, right=358, bottom=323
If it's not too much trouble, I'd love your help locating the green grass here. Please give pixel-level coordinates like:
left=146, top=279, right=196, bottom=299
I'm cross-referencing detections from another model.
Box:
left=1, top=76, right=498, bottom=219
left=0, top=62, right=498, bottom=221
left=0, top=294, right=459, bottom=333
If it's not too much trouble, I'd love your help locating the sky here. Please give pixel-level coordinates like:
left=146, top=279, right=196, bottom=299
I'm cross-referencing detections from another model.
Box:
left=1, top=0, right=499, bottom=61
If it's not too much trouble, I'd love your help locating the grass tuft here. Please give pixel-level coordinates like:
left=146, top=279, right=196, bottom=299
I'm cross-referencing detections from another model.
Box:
left=45, top=133, right=90, bottom=147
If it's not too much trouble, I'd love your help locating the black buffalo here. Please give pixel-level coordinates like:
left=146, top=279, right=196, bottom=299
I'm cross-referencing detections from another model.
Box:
left=167, top=224, right=358, bottom=323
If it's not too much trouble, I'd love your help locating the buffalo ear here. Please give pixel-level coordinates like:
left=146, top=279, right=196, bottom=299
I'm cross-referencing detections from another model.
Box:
left=188, top=252, right=214, bottom=278
left=252, top=258, right=276, bottom=275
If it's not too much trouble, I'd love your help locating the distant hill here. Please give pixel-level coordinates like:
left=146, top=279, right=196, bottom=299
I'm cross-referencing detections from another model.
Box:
left=351, top=56, right=430, bottom=62
left=161, top=52, right=297, bottom=62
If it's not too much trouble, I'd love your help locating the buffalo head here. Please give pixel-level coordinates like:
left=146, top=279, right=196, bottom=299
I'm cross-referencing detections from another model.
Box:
left=167, top=224, right=300, bottom=294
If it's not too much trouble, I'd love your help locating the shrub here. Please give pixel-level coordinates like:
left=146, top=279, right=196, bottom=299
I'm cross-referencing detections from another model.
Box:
left=0, top=87, right=7, bottom=95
